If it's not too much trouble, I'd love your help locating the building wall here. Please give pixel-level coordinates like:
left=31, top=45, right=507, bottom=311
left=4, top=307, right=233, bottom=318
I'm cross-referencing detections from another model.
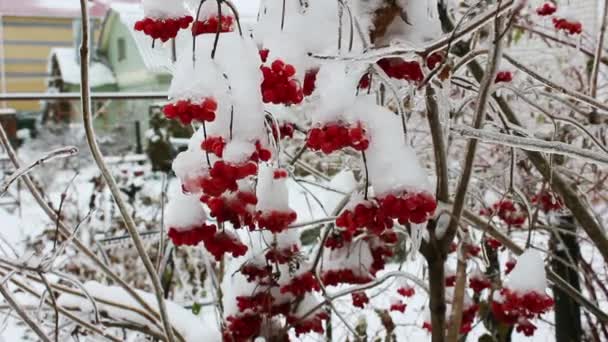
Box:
left=0, top=15, right=102, bottom=112
left=0, top=16, right=74, bottom=112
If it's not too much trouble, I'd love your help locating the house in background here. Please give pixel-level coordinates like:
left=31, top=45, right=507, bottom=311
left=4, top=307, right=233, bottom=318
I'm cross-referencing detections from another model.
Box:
left=47, top=47, right=117, bottom=122
left=43, top=1, right=257, bottom=145
left=0, top=0, right=118, bottom=112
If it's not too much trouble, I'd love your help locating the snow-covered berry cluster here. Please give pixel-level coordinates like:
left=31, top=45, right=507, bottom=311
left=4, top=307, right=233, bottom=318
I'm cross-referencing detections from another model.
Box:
left=480, top=199, right=527, bottom=227
left=492, top=250, right=554, bottom=336
left=495, top=71, right=513, bottom=84
left=134, top=16, right=193, bottom=42
left=162, top=98, right=218, bottom=125
left=192, top=15, right=234, bottom=36
left=552, top=17, right=583, bottom=35
left=307, top=121, right=370, bottom=154
left=536, top=2, right=557, bottom=16
left=261, top=60, right=304, bottom=105
left=378, top=58, right=424, bottom=83
left=532, top=190, right=563, bottom=212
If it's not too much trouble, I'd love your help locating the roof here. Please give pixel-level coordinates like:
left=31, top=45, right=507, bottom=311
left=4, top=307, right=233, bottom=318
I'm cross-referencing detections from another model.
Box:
left=106, top=1, right=259, bottom=74
left=0, top=0, right=139, bottom=19
left=50, top=47, right=116, bottom=87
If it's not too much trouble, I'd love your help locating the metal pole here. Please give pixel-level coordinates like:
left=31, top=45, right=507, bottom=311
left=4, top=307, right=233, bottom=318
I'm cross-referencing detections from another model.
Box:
left=0, top=92, right=168, bottom=101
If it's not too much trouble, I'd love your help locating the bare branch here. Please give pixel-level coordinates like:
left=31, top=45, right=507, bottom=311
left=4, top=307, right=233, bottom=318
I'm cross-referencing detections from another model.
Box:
left=0, top=147, right=78, bottom=196
left=451, top=125, right=608, bottom=166
left=0, top=282, right=52, bottom=342
left=77, top=1, right=176, bottom=341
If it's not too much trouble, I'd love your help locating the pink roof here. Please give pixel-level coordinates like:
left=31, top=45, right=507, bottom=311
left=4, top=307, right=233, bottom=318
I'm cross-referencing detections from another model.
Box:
left=0, top=0, right=140, bottom=19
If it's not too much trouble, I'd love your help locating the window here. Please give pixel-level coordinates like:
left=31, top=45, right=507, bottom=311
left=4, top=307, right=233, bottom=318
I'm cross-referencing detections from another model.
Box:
left=117, top=38, right=126, bottom=62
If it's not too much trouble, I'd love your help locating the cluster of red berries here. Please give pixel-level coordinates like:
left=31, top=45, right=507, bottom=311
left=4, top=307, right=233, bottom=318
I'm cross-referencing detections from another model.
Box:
left=271, top=122, right=295, bottom=140
left=480, top=200, right=527, bottom=227
left=321, top=269, right=373, bottom=286
left=335, top=202, right=393, bottom=236
left=505, top=259, right=517, bottom=274
left=288, top=311, right=329, bottom=337
left=516, top=320, right=538, bottom=337
left=351, top=292, right=369, bottom=308
left=358, top=74, right=371, bottom=89
left=307, top=121, right=370, bottom=154
left=460, top=304, right=479, bottom=334
left=167, top=224, right=216, bottom=246
left=224, top=313, right=262, bottom=341
left=370, top=243, right=395, bottom=274
left=536, top=2, right=557, bottom=16
left=303, top=68, right=319, bottom=96
left=261, top=60, right=304, bottom=105
left=163, top=98, right=218, bottom=125
left=192, top=15, right=234, bottom=36
left=201, top=136, right=226, bottom=157
left=379, top=191, right=438, bottom=224
left=203, top=192, right=257, bottom=229
left=426, top=52, right=444, bottom=70
left=280, top=272, right=320, bottom=296
left=492, top=288, right=554, bottom=336
left=424, top=304, right=478, bottom=334
left=465, top=243, right=481, bottom=257
left=469, top=274, right=492, bottom=293
left=134, top=16, right=193, bottom=42
left=495, top=71, right=513, bottom=84
left=203, top=231, right=248, bottom=261
left=259, top=49, right=270, bottom=63
left=397, top=286, right=415, bottom=298
left=256, top=210, right=298, bottom=233
left=485, top=237, right=503, bottom=249
left=532, top=191, right=563, bottom=212
left=251, top=141, right=273, bottom=163
left=378, top=58, right=424, bottom=83
left=199, top=161, right=258, bottom=197
left=445, top=274, right=456, bottom=287
left=390, top=300, right=407, bottom=313
left=553, top=17, right=583, bottom=35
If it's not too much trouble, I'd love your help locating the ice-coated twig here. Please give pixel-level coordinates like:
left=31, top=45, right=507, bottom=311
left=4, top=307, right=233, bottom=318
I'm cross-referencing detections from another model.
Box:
left=504, top=54, right=608, bottom=113
left=589, top=0, right=608, bottom=99
left=452, top=125, right=608, bottom=166
left=0, top=282, right=52, bottom=342
left=0, top=146, right=78, bottom=196
left=77, top=2, right=175, bottom=341
left=311, top=0, right=514, bottom=62
left=0, top=125, right=159, bottom=322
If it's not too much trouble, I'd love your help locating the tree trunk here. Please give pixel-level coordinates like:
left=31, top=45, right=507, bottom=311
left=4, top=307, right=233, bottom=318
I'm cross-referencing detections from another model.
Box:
left=551, top=215, right=582, bottom=342
left=428, top=256, right=447, bottom=342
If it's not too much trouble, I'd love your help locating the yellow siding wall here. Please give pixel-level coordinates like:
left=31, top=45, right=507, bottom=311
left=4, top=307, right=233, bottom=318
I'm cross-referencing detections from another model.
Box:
left=0, top=16, right=77, bottom=111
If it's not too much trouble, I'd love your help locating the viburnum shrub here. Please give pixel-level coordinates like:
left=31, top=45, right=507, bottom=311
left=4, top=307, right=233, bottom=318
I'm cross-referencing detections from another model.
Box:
left=133, top=0, right=565, bottom=340
left=492, top=251, right=554, bottom=337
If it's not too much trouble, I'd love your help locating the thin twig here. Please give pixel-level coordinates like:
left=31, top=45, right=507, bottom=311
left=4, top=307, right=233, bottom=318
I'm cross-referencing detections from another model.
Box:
left=0, top=147, right=78, bottom=196
left=77, top=2, right=176, bottom=341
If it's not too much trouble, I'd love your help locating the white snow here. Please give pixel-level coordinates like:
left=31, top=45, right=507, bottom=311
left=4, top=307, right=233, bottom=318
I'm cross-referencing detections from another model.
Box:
left=506, top=249, right=548, bottom=293
left=165, top=190, right=207, bottom=230
left=57, top=281, right=220, bottom=341
left=49, top=48, right=116, bottom=87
